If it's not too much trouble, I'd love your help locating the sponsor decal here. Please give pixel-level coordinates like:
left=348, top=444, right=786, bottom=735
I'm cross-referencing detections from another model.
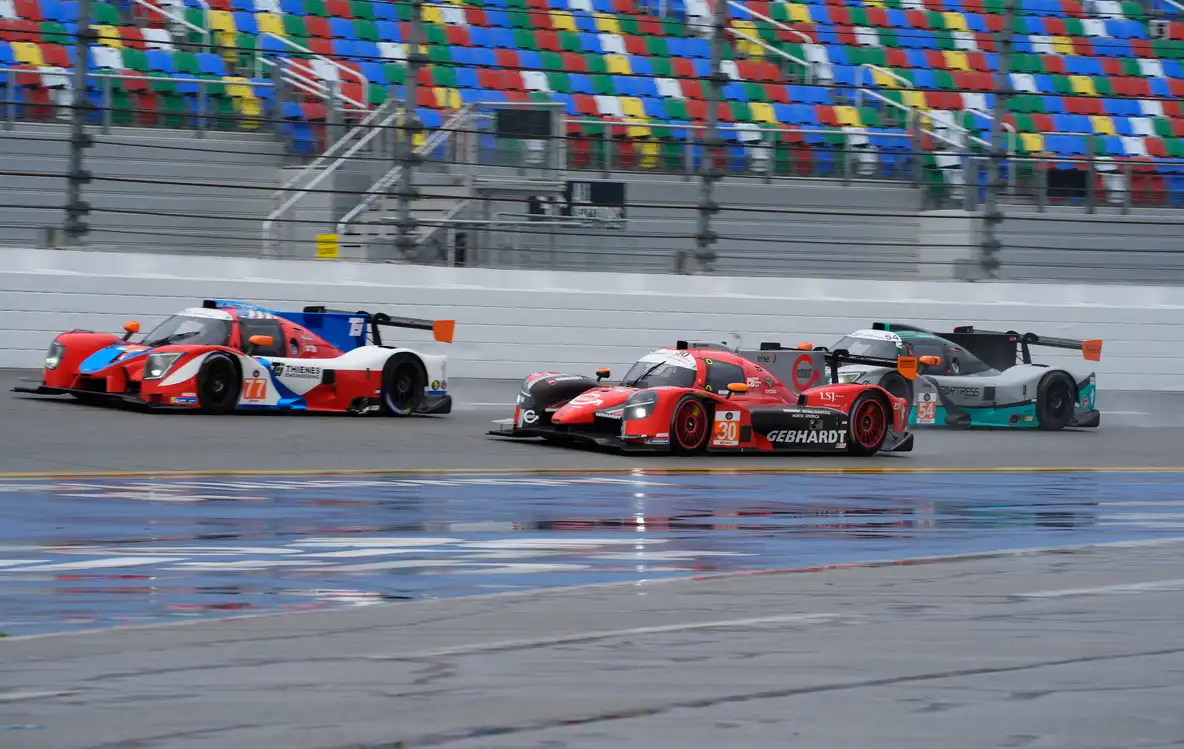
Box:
left=940, top=385, right=981, bottom=398
left=596, top=408, right=624, bottom=420
left=791, top=354, right=821, bottom=391
left=647, top=437, right=670, bottom=445
left=170, top=396, right=197, bottom=405
left=546, top=375, right=586, bottom=385
left=712, top=410, right=741, bottom=446
left=765, top=389, right=778, bottom=394
left=348, top=318, right=366, bottom=337
left=432, top=380, right=441, bottom=390
left=569, top=392, right=604, bottom=407
left=282, top=364, right=322, bottom=379
left=764, top=375, right=775, bottom=387
left=766, top=429, right=843, bottom=444
left=756, top=352, right=777, bottom=364
left=271, top=362, right=284, bottom=376
left=815, top=390, right=839, bottom=402
left=252, top=369, right=261, bottom=377
left=784, top=407, right=834, bottom=417
left=746, top=376, right=762, bottom=388
left=520, top=410, right=539, bottom=425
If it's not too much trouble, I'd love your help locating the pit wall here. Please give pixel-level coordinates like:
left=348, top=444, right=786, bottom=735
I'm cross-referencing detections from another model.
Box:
left=3, top=248, right=1181, bottom=391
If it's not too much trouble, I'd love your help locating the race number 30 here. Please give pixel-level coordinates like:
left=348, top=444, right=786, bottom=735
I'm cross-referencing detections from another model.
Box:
left=712, top=410, right=741, bottom=446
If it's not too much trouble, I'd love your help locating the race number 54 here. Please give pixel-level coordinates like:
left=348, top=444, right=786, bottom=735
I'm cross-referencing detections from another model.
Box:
left=712, top=410, right=741, bottom=447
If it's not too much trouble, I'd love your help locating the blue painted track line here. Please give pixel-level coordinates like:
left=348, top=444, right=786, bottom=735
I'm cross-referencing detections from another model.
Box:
left=1, top=470, right=1182, bottom=636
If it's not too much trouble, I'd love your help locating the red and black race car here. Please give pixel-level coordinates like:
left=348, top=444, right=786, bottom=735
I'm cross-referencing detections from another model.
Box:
left=488, top=340, right=919, bottom=455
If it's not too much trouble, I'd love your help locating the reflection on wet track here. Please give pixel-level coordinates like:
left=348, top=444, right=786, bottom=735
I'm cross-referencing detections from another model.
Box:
left=2, top=470, right=1183, bottom=636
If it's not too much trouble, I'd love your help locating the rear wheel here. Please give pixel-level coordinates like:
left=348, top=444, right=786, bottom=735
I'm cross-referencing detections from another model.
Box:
left=847, top=392, right=888, bottom=456
left=880, top=372, right=911, bottom=403
left=670, top=396, right=710, bottom=454
left=381, top=354, right=426, bottom=416
left=196, top=353, right=240, bottom=414
left=1036, top=372, right=1075, bottom=431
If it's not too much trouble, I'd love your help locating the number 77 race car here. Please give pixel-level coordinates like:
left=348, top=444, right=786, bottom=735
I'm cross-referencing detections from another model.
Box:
left=488, top=339, right=919, bottom=456
left=13, top=299, right=455, bottom=416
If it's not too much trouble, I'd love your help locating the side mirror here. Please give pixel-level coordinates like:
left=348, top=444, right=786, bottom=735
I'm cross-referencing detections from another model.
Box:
left=122, top=320, right=140, bottom=341
left=797, top=342, right=813, bottom=350
left=727, top=382, right=749, bottom=398
left=248, top=334, right=274, bottom=351
left=920, top=355, right=942, bottom=367
left=595, top=368, right=610, bottom=382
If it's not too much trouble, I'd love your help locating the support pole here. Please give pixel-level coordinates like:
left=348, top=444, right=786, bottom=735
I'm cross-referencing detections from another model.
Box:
left=980, top=0, right=1015, bottom=278
left=690, top=0, right=725, bottom=274
left=394, top=0, right=424, bottom=260
left=64, top=0, right=96, bottom=245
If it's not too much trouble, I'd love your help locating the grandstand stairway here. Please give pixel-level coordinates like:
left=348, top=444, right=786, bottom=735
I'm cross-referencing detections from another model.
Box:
left=338, top=170, right=476, bottom=260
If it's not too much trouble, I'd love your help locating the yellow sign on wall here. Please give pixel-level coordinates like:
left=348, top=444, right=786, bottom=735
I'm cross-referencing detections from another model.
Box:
left=315, top=234, right=339, bottom=260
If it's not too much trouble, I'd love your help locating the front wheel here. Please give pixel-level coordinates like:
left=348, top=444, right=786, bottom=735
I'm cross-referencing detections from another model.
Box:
left=847, top=392, right=889, bottom=456
left=381, top=354, right=426, bottom=416
left=670, top=396, right=710, bottom=454
left=196, top=353, right=240, bottom=414
left=1036, top=372, right=1076, bottom=431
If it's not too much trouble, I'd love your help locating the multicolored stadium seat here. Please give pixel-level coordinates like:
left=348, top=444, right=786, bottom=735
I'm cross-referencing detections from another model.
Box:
left=2, top=0, right=1184, bottom=197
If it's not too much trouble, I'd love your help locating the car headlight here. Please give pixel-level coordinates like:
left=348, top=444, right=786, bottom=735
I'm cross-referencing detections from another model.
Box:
left=516, top=390, right=531, bottom=407
left=838, top=371, right=862, bottom=384
left=623, top=391, right=659, bottom=420
left=44, top=341, right=65, bottom=370
left=144, top=352, right=182, bottom=380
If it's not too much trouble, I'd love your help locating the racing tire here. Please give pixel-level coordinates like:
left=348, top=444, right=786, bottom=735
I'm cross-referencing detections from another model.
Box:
left=1036, top=372, right=1076, bottom=431
left=847, top=391, right=889, bottom=456
left=196, top=353, right=240, bottom=414
left=380, top=354, right=426, bottom=417
left=670, top=396, right=711, bottom=454
left=880, top=372, right=912, bottom=403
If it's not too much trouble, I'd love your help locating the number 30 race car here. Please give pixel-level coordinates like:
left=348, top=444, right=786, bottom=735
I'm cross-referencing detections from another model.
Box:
left=13, top=300, right=455, bottom=416
left=488, top=340, right=919, bottom=455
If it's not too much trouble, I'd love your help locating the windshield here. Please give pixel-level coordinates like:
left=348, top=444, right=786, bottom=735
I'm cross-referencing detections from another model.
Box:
left=141, top=314, right=233, bottom=348
left=619, top=358, right=698, bottom=389
left=833, top=336, right=905, bottom=361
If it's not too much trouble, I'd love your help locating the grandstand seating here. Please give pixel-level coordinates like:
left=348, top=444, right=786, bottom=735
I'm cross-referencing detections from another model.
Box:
left=3, top=0, right=1184, bottom=198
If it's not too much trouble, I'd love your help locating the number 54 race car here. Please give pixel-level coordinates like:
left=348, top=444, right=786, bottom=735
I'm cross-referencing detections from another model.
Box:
left=824, top=322, right=1102, bottom=430
left=13, top=299, right=455, bottom=416
left=488, top=340, right=920, bottom=456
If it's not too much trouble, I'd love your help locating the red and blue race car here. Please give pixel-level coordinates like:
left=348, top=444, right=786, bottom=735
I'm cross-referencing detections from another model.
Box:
left=488, top=339, right=919, bottom=455
left=13, top=300, right=455, bottom=416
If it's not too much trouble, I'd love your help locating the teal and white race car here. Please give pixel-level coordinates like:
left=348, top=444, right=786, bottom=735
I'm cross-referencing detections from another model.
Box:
left=818, top=322, right=1102, bottom=430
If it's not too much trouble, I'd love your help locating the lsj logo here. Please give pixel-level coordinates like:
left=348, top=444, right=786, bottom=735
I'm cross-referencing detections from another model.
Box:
left=712, top=410, right=741, bottom=447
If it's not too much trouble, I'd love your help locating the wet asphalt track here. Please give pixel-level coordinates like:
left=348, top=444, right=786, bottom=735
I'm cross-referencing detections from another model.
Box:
left=2, top=370, right=1184, bottom=748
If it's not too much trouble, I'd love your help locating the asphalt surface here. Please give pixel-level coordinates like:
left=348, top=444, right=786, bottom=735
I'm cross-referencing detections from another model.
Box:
left=3, top=371, right=1184, bottom=472
left=2, top=369, right=1183, bottom=748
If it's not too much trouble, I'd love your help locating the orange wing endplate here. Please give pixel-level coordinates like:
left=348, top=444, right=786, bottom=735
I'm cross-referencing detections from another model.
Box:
left=896, top=356, right=918, bottom=381
left=433, top=320, right=456, bottom=344
left=1082, top=339, right=1102, bottom=362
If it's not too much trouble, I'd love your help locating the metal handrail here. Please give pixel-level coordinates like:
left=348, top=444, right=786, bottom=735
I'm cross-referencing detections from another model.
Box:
left=256, top=55, right=367, bottom=112
left=272, top=96, right=401, bottom=199
left=131, top=0, right=210, bottom=53
left=261, top=101, right=409, bottom=252
left=726, top=0, right=813, bottom=45
left=254, top=32, right=369, bottom=101
left=334, top=105, right=474, bottom=239
left=725, top=27, right=813, bottom=84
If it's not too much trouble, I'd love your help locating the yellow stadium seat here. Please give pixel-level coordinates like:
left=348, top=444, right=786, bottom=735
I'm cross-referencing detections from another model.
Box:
left=550, top=10, right=576, bottom=31
left=434, top=87, right=461, bottom=110
left=605, top=54, right=631, bottom=75
left=638, top=139, right=659, bottom=170
left=943, top=51, right=970, bottom=71
left=750, top=102, right=776, bottom=124
left=834, top=105, right=863, bottom=127
left=208, top=10, right=236, bottom=32
left=593, top=11, right=620, bottom=33
left=1070, top=75, right=1097, bottom=96
left=92, top=24, right=123, bottom=48
left=256, top=13, right=284, bottom=36
left=902, top=90, right=929, bottom=110
left=786, top=3, right=811, bottom=23
left=1051, top=36, right=1075, bottom=55
left=1020, top=132, right=1044, bottom=153
left=1089, top=115, right=1116, bottom=136
left=422, top=4, right=442, bottom=24
left=872, top=68, right=899, bottom=88
left=621, top=96, right=645, bottom=119
left=11, top=41, right=45, bottom=66
left=941, top=11, right=968, bottom=31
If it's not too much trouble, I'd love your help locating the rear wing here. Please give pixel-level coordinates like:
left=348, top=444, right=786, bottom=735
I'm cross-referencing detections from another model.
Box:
left=299, top=306, right=455, bottom=349
left=945, top=326, right=1101, bottom=369
left=741, top=342, right=918, bottom=395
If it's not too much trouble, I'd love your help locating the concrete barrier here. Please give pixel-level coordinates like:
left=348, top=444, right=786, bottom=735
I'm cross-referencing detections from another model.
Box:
left=2, top=248, right=1182, bottom=389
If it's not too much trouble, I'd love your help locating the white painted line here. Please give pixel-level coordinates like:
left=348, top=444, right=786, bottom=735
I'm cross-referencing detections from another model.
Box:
left=291, top=537, right=463, bottom=548
left=2, top=557, right=186, bottom=572
left=369, top=613, right=845, bottom=660
left=462, top=538, right=669, bottom=549
left=0, top=690, right=77, bottom=703
left=452, top=563, right=593, bottom=575
left=1101, top=411, right=1152, bottom=416
left=467, top=402, right=513, bottom=408
left=0, top=560, right=48, bottom=568
left=169, top=561, right=331, bottom=570
left=9, top=536, right=1184, bottom=643
left=317, top=559, right=470, bottom=572
left=1018, top=579, right=1184, bottom=599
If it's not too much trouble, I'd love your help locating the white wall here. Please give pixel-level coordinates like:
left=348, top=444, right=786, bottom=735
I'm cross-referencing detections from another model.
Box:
left=3, top=248, right=1182, bottom=390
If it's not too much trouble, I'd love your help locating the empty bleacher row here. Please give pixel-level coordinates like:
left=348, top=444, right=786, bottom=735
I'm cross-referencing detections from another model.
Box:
left=3, top=0, right=1184, bottom=202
